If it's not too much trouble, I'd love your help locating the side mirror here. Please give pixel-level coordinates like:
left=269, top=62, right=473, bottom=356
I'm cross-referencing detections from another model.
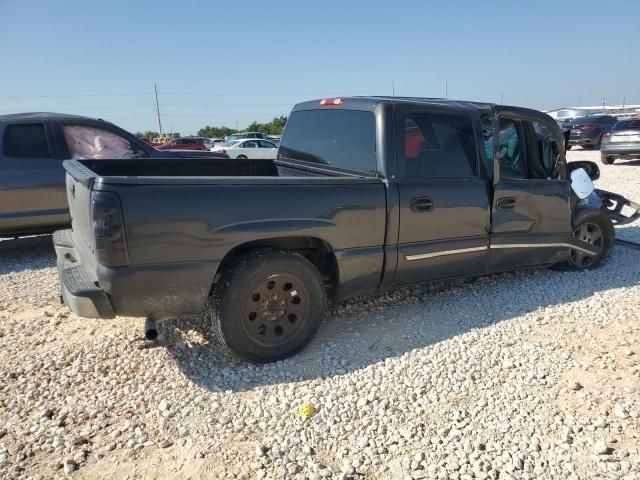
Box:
left=567, top=160, right=600, bottom=181
left=570, top=168, right=595, bottom=199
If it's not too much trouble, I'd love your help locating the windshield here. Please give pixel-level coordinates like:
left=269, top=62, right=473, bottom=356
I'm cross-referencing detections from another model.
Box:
left=222, top=140, right=242, bottom=147
left=226, top=134, right=245, bottom=143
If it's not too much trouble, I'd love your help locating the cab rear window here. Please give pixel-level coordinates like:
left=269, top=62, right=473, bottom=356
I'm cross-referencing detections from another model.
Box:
left=278, top=109, right=376, bottom=173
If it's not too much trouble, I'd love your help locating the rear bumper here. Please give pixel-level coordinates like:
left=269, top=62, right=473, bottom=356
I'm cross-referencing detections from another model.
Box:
left=54, top=229, right=115, bottom=318
left=54, top=229, right=219, bottom=320
left=568, top=134, right=599, bottom=146
left=601, top=144, right=640, bottom=158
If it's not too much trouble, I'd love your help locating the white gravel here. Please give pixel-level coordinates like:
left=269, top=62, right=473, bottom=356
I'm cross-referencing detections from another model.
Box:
left=0, top=148, right=639, bottom=480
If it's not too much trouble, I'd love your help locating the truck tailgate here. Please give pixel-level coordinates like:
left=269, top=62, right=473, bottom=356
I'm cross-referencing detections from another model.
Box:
left=63, top=160, right=101, bottom=275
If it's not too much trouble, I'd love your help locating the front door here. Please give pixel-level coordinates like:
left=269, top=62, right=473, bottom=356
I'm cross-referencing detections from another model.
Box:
left=394, top=107, right=491, bottom=285
left=488, top=112, right=572, bottom=270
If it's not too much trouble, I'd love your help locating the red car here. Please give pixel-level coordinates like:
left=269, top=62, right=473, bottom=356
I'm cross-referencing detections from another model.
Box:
left=156, top=137, right=208, bottom=151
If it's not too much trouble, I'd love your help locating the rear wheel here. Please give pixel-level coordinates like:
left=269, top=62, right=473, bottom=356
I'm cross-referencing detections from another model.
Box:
left=207, top=250, right=326, bottom=362
left=566, top=209, right=614, bottom=270
left=600, top=153, right=615, bottom=165
left=236, top=154, right=248, bottom=159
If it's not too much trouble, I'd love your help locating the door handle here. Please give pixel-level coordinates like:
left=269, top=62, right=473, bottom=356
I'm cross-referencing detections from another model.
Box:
left=410, top=196, right=433, bottom=212
left=496, top=197, right=517, bottom=210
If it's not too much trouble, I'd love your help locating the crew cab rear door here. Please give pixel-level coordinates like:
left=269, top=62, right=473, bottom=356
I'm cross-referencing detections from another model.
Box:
left=488, top=108, right=572, bottom=270
left=393, top=104, right=491, bottom=285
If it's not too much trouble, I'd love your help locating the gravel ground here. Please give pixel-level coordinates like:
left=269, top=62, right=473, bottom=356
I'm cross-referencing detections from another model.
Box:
left=0, top=148, right=639, bottom=480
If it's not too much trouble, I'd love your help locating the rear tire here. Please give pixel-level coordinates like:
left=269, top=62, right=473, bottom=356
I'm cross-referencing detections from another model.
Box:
left=600, top=153, right=615, bottom=165
left=206, top=250, right=326, bottom=362
left=565, top=208, right=614, bottom=270
left=236, top=154, right=248, bottom=159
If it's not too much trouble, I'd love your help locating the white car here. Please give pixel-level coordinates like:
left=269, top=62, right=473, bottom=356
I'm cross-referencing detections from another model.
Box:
left=211, top=139, right=278, bottom=159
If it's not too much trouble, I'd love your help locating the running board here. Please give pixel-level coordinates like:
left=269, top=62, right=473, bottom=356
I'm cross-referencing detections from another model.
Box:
left=489, top=240, right=599, bottom=256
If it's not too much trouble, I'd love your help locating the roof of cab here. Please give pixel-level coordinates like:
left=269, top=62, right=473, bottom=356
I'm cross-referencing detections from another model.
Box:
left=292, top=96, right=496, bottom=112
left=0, top=112, right=104, bottom=124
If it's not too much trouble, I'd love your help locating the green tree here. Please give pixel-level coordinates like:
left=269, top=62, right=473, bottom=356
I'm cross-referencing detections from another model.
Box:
left=244, top=116, right=287, bottom=135
left=197, top=116, right=287, bottom=139
left=197, top=125, right=235, bottom=138
left=134, top=130, right=159, bottom=138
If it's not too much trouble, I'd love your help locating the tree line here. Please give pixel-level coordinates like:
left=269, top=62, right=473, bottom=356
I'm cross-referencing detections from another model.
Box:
left=135, top=115, right=287, bottom=139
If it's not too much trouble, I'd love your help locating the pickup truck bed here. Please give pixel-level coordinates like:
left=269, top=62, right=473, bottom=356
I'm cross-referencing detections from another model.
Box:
left=58, top=158, right=387, bottom=320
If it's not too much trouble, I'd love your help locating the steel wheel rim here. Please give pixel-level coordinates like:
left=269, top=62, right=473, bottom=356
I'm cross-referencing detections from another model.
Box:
left=241, top=273, right=309, bottom=347
left=570, top=221, right=603, bottom=268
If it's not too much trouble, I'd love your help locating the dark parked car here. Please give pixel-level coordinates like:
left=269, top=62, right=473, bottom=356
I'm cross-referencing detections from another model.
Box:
left=0, top=112, right=227, bottom=237
left=156, top=137, right=208, bottom=151
left=563, top=115, right=617, bottom=149
left=55, top=97, right=639, bottom=362
left=601, top=118, right=640, bottom=164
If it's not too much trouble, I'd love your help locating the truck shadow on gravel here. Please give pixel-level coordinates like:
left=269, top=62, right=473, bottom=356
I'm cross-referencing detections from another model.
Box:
left=0, top=235, right=55, bottom=275
left=162, top=235, right=640, bottom=393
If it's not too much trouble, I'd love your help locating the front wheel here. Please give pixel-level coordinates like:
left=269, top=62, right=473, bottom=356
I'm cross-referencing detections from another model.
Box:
left=567, top=209, right=614, bottom=270
left=207, top=250, right=326, bottom=362
left=236, top=154, right=248, bottom=159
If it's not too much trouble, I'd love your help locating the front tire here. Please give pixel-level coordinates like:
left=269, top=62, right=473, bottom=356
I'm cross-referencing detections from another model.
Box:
left=566, top=208, right=614, bottom=270
left=236, top=154, right=248, bottom=159
left=207, top=250, right=326, bottom=362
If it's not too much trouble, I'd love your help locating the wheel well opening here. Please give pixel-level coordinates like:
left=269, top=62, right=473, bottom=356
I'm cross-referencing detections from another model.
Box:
left=213, top=237, right=338, bottom=298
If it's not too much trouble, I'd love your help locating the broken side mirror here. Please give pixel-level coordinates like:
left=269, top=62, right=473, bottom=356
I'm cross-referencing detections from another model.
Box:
left=567, top=160, right=600, bottom=181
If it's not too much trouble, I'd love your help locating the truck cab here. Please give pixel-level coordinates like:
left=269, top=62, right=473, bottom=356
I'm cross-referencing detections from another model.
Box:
left=285, top=97, right=585, bottom=285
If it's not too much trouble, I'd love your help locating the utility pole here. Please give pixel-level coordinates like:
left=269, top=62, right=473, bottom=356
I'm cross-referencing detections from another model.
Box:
left=445, top=80, right=448, bottom=99
left=602, top=97, right=606, bottom=112
left=622, top=96, right=626, bottom=112
left=500, top=91, right=504, bottom=105
left=392, top=80, right=395, bottom=97
left=154, top=83, right=163, bottom=136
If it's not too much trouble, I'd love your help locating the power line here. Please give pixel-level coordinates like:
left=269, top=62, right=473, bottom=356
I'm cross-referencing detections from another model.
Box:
left=0, top=88, right=393, bottom=99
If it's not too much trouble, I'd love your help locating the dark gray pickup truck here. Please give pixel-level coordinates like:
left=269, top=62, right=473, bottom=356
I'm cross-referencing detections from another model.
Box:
left=55, top=97, right=640, bottom=362
left=0, top=113, right=226, bottom=237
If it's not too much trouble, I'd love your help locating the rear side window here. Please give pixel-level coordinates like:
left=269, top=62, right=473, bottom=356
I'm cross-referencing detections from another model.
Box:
left=3, top=123, right=52, bottom=158
left=402, top=113, right=477, bottom=177
left=279, top=109, right=376, bottom=173
left=613, top=120, right=640, bottom=130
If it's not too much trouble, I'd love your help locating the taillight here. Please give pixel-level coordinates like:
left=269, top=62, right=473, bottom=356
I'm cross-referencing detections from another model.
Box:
left=580, top=124, right=597, bottom=131
left=320, top=98, right=344, bottom=106
left=603, top=132, right=611, bottom=138
left=91, top=191, right=128, bottom=266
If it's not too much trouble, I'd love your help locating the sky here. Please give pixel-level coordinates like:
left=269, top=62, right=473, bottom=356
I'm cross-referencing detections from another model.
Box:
left=1, top=0, right=639, bottom=135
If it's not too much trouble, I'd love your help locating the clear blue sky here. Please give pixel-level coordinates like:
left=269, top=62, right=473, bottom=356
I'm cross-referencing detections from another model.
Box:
left=1, top=0, right=638, bottom=135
